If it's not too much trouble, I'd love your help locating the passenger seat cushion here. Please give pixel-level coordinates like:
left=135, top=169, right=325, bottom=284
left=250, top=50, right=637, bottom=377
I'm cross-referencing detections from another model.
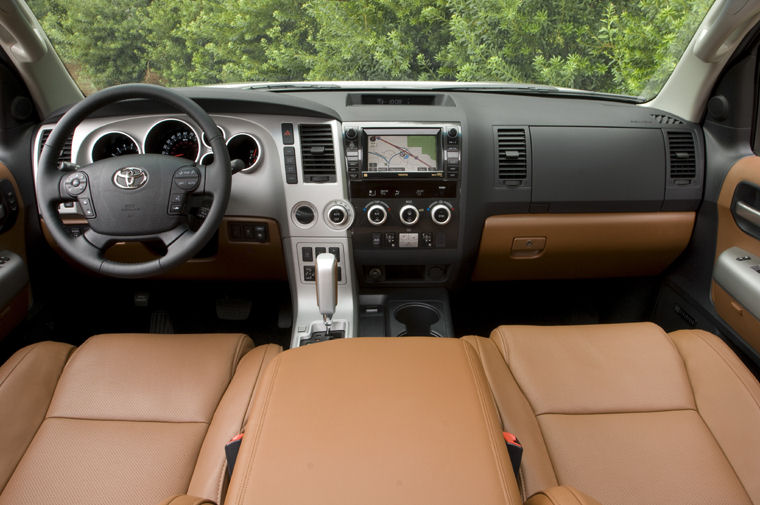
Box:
left=486, top=323, right=758, bottom=505
left=0, top=341, right=73, bottom=492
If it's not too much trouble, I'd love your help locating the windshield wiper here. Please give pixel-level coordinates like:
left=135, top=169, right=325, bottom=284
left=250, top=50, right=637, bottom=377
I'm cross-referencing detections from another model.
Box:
left=247, top=83, right=342, bottom=91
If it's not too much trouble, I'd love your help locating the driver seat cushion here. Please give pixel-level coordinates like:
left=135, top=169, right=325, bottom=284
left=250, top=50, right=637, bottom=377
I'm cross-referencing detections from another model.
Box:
left=0, top=333, right=280, bottom=505
left=466, top=323, right=760, bottom=505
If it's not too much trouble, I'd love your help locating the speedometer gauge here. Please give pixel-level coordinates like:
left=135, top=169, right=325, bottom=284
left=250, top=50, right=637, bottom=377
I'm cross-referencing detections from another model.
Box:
left=162, top=130, right=199, bottom=159
left=144, top=119, right=200, bottom=161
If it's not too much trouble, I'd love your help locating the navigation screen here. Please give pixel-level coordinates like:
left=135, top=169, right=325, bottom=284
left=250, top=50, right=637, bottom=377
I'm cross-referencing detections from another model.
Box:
left=366, top=135, right=438, bottom=173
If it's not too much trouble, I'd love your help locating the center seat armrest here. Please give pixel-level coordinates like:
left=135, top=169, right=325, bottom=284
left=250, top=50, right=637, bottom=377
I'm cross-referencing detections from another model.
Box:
left=224, top=337, right=522, bottom=505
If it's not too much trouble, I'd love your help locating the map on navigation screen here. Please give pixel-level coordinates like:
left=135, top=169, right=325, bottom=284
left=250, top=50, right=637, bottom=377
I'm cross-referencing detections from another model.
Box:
left=366, top=135, right=438, bottom=173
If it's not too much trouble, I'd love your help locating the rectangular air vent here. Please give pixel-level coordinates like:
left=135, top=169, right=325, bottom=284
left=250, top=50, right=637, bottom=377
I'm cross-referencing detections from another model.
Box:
left=299, top=124, right=336, bottom=183
left=38, top=129, right=73, bottom=164
left=666, top=130, right=696, bottom=183
left=496, top=128, right=528, bottom=185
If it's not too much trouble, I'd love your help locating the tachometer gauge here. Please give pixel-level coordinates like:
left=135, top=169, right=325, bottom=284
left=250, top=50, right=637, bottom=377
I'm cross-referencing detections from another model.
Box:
left=144, top=119, right=200, bottom=161
left=91, top=132, right=139, bottom=161
left=162, top=130, right=199, bottom=160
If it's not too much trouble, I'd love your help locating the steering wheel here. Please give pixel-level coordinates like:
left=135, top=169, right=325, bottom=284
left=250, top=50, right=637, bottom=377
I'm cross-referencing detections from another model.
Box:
left=37, top=83, right=231, bottom=278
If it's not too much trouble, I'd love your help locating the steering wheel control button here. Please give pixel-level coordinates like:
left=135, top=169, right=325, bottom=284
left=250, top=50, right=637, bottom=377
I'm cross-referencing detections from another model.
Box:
left=64, top=172, right=88, bottom=197
left=399, top=204, right=420, bottom=226
left=79, top=197, right=96, bottom=218
left=173, top=167, right=200, bottom=191
left=367, top=204, right=388, bottom=225
left=430, top=203, right=452, bottom=225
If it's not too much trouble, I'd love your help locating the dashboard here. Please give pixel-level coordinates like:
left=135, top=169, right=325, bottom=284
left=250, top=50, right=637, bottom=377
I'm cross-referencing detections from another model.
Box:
left=31, top=86, right=705, bottom=345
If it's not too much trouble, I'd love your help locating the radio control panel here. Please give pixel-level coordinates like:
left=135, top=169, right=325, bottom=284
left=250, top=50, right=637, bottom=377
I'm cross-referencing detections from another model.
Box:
left=343, top=123, right=461, bottom=258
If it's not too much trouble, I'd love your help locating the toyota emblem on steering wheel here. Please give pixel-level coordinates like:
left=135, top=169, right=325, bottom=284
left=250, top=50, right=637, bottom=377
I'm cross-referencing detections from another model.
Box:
left=113, top=167, right=148, bottom=190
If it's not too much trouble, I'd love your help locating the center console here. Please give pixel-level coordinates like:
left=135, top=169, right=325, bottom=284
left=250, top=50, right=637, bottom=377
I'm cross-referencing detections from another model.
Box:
left=343, top=123, right=462, bottom=285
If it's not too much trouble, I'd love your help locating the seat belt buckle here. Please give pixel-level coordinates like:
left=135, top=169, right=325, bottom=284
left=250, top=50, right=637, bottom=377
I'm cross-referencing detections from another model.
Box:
left=225, top=433, right=244, bottom=478
left=503, top=431, right=523, bottom=478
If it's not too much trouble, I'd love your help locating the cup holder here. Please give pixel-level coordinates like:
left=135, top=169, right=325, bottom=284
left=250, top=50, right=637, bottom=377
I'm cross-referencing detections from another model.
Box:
left=393, top=303, right=442, bottom=337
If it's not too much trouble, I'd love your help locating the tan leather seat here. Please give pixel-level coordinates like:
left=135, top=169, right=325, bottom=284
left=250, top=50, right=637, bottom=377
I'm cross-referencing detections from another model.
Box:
left=0, top=333, right=280, bottom=505
left=466, top=323, right=760, bottom=505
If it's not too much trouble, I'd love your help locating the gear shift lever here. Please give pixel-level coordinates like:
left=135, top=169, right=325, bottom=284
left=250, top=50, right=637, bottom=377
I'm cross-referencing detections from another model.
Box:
left=315, top=252, right=338, bottom=335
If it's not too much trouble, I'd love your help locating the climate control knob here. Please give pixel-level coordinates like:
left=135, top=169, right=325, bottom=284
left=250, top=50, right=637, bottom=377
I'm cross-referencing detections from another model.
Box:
left=367, top=204, right=388, bottom=226
left=399, top=204, right=420, bottom=226
left=430, top=203, right=452, bottom=226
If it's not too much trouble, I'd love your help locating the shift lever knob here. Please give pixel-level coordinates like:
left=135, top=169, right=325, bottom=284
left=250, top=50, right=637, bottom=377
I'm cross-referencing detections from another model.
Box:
left=315, top=252, right=338, bottom=331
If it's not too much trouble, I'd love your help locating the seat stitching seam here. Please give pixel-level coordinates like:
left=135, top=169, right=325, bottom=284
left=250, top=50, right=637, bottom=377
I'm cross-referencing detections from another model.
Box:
left=45, top=416, right=209, bottom=424
left=235, top=355, right=281, bottom=505
left=461, top=340, right=516, bottom=505
left=240, top=345, right=278, bottom=431
left=536, top=407, right=697, bottom=416
left=662, top=331, right=698, bottom=409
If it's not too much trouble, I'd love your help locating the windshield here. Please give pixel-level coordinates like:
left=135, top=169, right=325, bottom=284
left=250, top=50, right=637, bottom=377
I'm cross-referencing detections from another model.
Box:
left=27, top=0, right=714, bottom=101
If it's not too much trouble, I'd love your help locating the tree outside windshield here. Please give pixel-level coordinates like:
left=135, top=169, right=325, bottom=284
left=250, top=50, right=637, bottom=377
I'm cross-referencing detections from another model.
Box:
left=28, top=0, right=713, bottom=100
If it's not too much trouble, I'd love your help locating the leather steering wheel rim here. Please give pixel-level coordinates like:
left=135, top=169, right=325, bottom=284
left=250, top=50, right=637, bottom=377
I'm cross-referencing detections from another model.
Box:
left=37, top=83, right=231, bottom=278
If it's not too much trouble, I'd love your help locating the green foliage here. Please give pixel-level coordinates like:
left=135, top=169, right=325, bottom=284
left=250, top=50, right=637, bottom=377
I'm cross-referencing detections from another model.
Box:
left=26, top=0, right=714, bottom=98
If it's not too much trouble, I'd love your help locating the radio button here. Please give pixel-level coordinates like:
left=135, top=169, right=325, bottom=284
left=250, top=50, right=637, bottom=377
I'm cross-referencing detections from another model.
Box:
left=399, top=205, right=420, bottom=226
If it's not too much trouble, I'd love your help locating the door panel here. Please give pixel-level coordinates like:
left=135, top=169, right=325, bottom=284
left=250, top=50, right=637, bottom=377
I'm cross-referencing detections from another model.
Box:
left=713, top=156, right=760, bottom=350
left=0, top=162, right=29, bottom=340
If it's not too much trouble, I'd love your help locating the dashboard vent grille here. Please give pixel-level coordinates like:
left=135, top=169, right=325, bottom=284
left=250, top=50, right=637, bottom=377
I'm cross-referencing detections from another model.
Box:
left=39, top=128, right=73, bottom=163
left=651, top=113, right=684, bottom=125
left=667, top=131, right=697, bottom=182
left=299, top=124, right=335, bottom=183
left=496, top=128, right=528, bottom=184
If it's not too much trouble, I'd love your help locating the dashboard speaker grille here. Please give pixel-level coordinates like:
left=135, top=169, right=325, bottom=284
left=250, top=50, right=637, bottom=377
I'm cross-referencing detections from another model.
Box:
left=299, top=124, right=336, bottom=183
left=651, top=113, right=684, bottom=125
left=39, top=128, right=73, bottom=164
left=496, top=128, right=528, bottom=185
left=666, top=130, right=696, bottom=183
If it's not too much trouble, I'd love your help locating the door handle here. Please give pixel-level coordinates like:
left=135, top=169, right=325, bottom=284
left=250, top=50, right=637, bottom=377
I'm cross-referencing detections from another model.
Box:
left=735, top=201, right=760, bottom=228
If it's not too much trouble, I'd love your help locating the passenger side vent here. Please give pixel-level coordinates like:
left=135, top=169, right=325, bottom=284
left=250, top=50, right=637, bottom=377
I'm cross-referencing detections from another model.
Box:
left=496, top=128, right=528, bottom=186
left=299, top=124, right=336, bottom=183
left=666, top=131, right=697, bottom=183
left=651, top=113, right=684, bottom=125
left=38, top=128, right=73, bottom=164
